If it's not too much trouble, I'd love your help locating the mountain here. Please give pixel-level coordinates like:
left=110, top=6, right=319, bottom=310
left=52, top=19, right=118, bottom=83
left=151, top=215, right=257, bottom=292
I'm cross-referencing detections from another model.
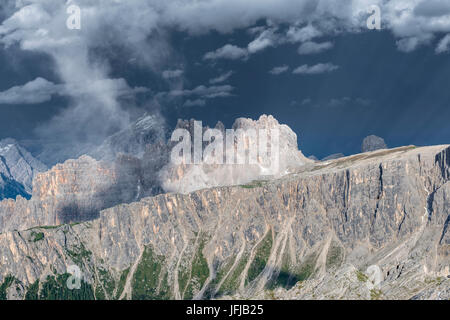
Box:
left=89, top=113, right=167, bottom=162
left=0, top=138, right=47, bottom=200
left=362, top=135, right=388, bottom=153
left=0, top=141, right=448, bottom=300
left=160, top=115, right=312, bottom=194
left=0, top=172, right=28, bottom=200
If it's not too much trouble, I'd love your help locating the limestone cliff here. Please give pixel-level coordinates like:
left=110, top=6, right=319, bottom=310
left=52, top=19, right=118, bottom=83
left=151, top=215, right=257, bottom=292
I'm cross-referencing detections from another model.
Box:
left=0, top=144, right=448, bottom=300
left=161, top=115, right=312, bottom=194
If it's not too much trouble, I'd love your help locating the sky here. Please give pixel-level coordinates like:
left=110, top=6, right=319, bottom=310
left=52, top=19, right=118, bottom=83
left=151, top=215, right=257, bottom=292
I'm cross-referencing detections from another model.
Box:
left=0, top=0, right=450, bottom=163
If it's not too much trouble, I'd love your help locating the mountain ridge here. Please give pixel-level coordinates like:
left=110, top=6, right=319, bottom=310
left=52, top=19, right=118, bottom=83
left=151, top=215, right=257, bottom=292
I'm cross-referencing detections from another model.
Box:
left=0, top=143, right=448, bottom=300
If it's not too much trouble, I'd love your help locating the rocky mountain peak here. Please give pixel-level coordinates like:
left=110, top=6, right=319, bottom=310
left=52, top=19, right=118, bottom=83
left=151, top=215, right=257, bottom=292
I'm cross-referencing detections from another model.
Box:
left=89, top=113, right=167, bottom=162
left=161, top=115, right=312, bottom=194
left=362, top=135, right=388, bottom=153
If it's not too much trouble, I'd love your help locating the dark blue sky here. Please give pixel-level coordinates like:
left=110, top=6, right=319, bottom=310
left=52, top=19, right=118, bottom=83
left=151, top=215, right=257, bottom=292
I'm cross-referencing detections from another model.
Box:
left=162, top=30, right=450, bottom=159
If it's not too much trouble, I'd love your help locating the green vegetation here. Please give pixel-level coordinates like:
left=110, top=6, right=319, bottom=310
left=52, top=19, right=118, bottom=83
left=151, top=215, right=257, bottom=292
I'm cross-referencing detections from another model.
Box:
left=65, top=243, right=92, bottom=266
left=30, top=231, right=44, bottom=242
left=247, top=230, right=273, bottom=284
left=218, top=254, right=249, bottom=295
left=24, top=280, right=39, bottom=300
left=181, top=237, right=210, bottom=300
left=295, top=253, right=317, bottom=281
left=325, top=243, right=344, bottom=270
left=370, top=288, right=383, bottom=300
left=240, top=180, right=268, bottom=189
left=115, top=268, right=130, bottom=299
left=132, top=246, right=170, bottom=300
left=204, top=257, right=235, bottom=298
left=356, top=270, right=369, bottom=282
left=26, top=274, right=94, bottom=300
left=95, top=268, right=115, bottom=300
left=266, top=239, right=299, bottom=290
left=38, top=226, right=59, bottom=230
left=264, top=289, right=277, bottom=300
left=0, top=275, right=17, bottom=300
left=424, top=276, right=444, bottom=285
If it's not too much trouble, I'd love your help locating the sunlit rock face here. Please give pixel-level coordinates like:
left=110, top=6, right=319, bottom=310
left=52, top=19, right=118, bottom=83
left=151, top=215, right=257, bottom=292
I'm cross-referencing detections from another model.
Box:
left=0, top=156, right=116, bottom=230
left=160, top=115, right=312, bottom=194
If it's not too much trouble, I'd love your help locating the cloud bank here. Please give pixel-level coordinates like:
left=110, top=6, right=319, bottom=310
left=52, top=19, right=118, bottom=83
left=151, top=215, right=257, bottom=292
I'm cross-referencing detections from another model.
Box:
left=293, top=63, right=339, bottom=75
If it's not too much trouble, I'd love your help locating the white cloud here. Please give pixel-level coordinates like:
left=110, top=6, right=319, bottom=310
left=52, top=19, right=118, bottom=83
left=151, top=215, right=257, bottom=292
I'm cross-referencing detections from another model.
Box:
left=162, top=69, right=184, bottom=79
left=436, top=34, right=450, bottom=53
left=286, top=24, right=322, bottom=43
left=414, top=0, right=450, bottom=17
left=209, top=71, right=234, bottom=84
left=298, top=41, right=333, bottom=55
left=0, top=77, right=148, bottom=105
left=0, top=78, right=59, bottom=104
left=293, top=63, right=339, bottom=75
left=167, top=84, right=234, bottom=99
left=203, top=44, right=248, bottom=60
left=183, top=99, right=206, bottom=107
left=247, top=29, right=276, bottom=53
left=269, top=65, right=289, bottom=75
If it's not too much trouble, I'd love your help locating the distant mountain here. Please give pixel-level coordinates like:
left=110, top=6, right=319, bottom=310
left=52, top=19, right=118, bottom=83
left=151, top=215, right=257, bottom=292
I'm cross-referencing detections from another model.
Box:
left=0, top=172, right=29, bottom=200
left=362, top=135, right=387, bottom=153
left=89, top=113, right=167, bottom=162
left=0, top=139, right=47, bottom=200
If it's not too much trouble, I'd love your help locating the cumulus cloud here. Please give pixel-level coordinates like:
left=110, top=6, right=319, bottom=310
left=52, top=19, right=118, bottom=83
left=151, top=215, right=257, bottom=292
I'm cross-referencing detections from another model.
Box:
left=195, top=0, right=450, bottom=55
left=247, top=28, right=277, bottom=54
left=269, top=65, right=289, bottom=75
left=0, top=78, right=60, bottom=104
left=0, top=77, right=148, bottom=105
left=436, top=34, right=450, bottom=53
left=183, top=99, right=206, bottom=107
left=209, top=71, right=234, bottom=84
left=162, top=69, right=184, bottom=79
left=293, top=63, right=339, bottom=75
left=286, top=24, right=322, bottom=43
left=170, top=85, right=234, bottom=98
left=298, top=41, right=333, bottom=55
left=156, top=84, right=234, bottom=108
left=414, top=0, right=450, bottom=17
left=157, top=83, right=233, bottom=109
left=203, top=44, right=248, bottom=60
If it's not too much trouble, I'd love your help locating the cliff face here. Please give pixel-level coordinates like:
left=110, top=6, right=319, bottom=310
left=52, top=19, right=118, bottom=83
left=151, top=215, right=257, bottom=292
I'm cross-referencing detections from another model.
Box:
left=161, top=115, right=312, bottom=194
left=0, top=144, right=448, bottom=300
left=0, top=156, right=118, bottom=231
